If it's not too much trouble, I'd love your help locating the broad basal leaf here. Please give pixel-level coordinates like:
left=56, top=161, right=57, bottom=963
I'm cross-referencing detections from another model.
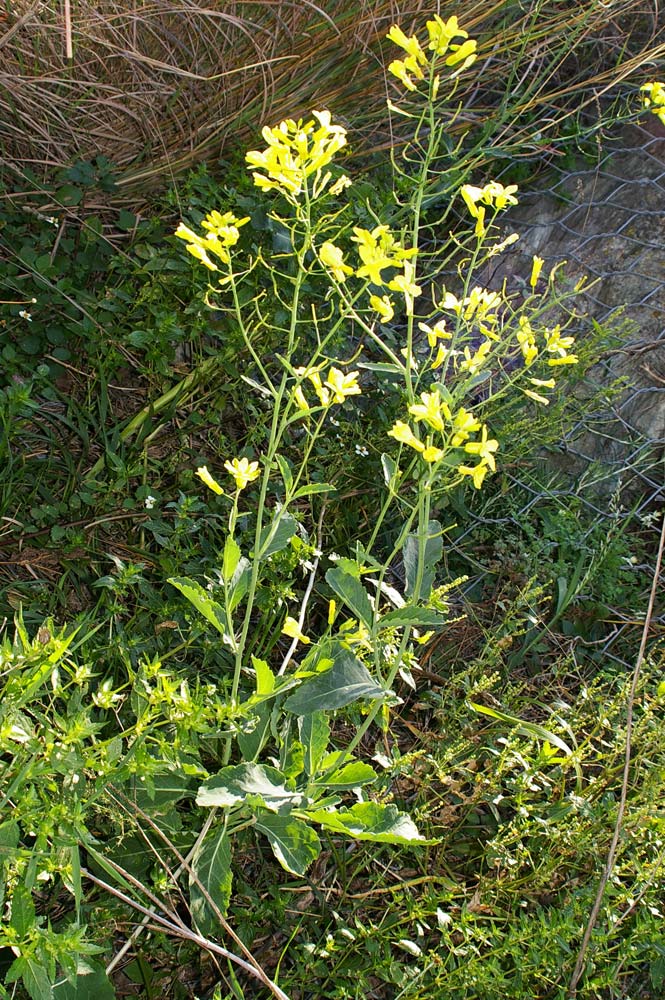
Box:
left=305, top=801, right=436, bottom=844
left=190, top=826, right=233, bottom=936
left=196, top=763, right=301, bottom=812
left=298, top=712, right=330, bottom=775
left=255, top=813, right=321, bottom=875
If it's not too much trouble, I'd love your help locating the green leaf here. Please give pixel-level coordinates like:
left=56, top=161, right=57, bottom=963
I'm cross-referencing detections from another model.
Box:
left=274, top=453, right=293, bottom=494
left=318, top=761, right=378, bottom=789
left=292, top=482, right=335, bottom=499
left=325, top=568, right=374, bottom=629
left=168, top=577, right=226, bottom=635
left=298, top=712, right=330, bottom=775
left=284, top=644, right=384, bottom=715
left=228, top=557, right=251, bottom=612
left=10, top=884, right=35, bottom=937
left=255, top=813, right=321, bottom=875
left=253, top=656, right=275, bottom=696
left=381, top=452, right=399, bottom=487
left=190, top=827, right=233, bottom=936
left=305, top=802, right=434, bottom=844
left=196, top=764, right=302, bottom=812
left=403, top=519, right=443, bottom=600
left=53, top=962, right=115, bottom=999
left=467, top=701, right=574, bottom=756
left=222, top=536, right=241, bottom=582
left=379, top=607, right=446, bottom=630
left=9, top=956, right=53, bottom=1000
left=255, top=510, right=297, bottom=559
left=237, top=702, right=271, bottom=762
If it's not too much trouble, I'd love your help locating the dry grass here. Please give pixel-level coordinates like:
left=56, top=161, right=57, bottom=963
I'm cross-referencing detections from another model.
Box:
left=0, top=0, right=663, bottom=200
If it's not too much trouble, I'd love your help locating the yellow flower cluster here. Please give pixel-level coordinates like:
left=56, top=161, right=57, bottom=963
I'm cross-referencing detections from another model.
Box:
left=245, top=110, right=348, bottom=199
left=388, top=390, right=498, bottom=488
left=460, top=181, right=519, bottom=236
left=641, top=82, right=665, bottom=126
left=387, top=16, right=477, bottom=93
left=319, top=226, right=421, bottom=315
left=293, top=365, right=361, bottom=413
left=175, top=211, right=249, bottom=271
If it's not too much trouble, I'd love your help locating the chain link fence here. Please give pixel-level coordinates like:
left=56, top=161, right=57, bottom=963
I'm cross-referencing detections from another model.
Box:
left=452, top=119, right=665, bottom=669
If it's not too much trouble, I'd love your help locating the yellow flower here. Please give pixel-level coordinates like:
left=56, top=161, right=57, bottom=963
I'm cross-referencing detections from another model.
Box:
left=517, top=316, right=538, bottom=366
left=422, top=444, right=444, bottom=463
left=451, top=407, right=481, bottom=447
left=387, top=259, right=422, bottom=315
left=459, top=339, right=492, bottom=375
left=330, top=174, right=352, bottom=196
left=544, top=325, right=575, bottom=358
left=353, top=225, right=416, bottom=285
left=183, top=241, right=220, bottom=271
left=530, top=377, right=556, bottom=389
left=224, top=457, right=261, bottom=490
left=370, top=294, right=395, bottom=323
left=441, top=286, right=502, bottom=335
left=641, top=81, right=665, bottom=126
left=200, top=210, right=249, bottom=246
left=293, top=385, right=311, bottom=413
left=463, top=424, right=499, bottom=471
left=325, top=367, right=362, bottom=404
left=445, top=38, right=477, bottom=74
left=458, top=463, right=488, bottom=489
left=426, top=15, right=468, bottom=56
left=388, top=59, right=419, bottom=91
left=245, top=110, right=347, bottom=199
left=530, top=255, right=544, bottom=289
left=388, top=421, right=424, bottom=452
left=408, top=391, right=450, bottom=432
left=196, top=465, right=224, bottom=496
left=460, top=181, right=518, bottom=217
left=320, top=241, right=353, bottom=282
left=523, top=388, right=550, bottom=405
left=282, top=616, right=310, bottom=644
left=418, top=318, right=450, bottom=347
left=387, top=24, right=428, bottom=64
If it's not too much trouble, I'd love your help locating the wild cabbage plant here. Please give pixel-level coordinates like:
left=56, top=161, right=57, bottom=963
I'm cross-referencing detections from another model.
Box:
left=170, top=13, right=582, bottom=882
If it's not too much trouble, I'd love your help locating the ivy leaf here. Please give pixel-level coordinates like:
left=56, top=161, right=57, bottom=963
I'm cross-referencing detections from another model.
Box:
left=284, top=644, right=384, bottom=715
left=305, top=802, right=436, bottom=844
left=255, top=813, right=321, bottom=875
left=190, top=827, right=233, bottom=936
left=196, top=763, right=301, bottom=812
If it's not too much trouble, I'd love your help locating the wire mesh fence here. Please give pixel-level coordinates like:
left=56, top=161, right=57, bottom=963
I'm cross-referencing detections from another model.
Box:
left=451, top=118, right=665, bottom=670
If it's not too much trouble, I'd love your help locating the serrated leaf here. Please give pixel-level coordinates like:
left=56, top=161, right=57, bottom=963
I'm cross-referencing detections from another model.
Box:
left=305, top=802, right=435, bottom=844
left=284, top=644, right=384, bottom=715
left=379, top=607, right=446, bottom=630
left=190, top=827, right=232, bottom=936
left=403, top=519, right=443, bottom=600
left=255, top=510, right=297, bottom=559
left=196, top=763, right=302, bottom=812
left=222, top=536, right=241, bottom=582
left=14, top=956, right=53, bottom=1000
left=298, top=712, right=330, bottom=775
left=255, top=813, right=321, bottom=875
left=325, top=567, right=374, bottom=629
left=168, top=577, right=226, bottom=635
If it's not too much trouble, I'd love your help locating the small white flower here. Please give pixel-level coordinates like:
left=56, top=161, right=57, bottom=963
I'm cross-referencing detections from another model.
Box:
left=354, top=444, right=369, bottom=457
left=18, top=310, right=32, bottom=322
left=144, top=495, right=156, bottom=510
